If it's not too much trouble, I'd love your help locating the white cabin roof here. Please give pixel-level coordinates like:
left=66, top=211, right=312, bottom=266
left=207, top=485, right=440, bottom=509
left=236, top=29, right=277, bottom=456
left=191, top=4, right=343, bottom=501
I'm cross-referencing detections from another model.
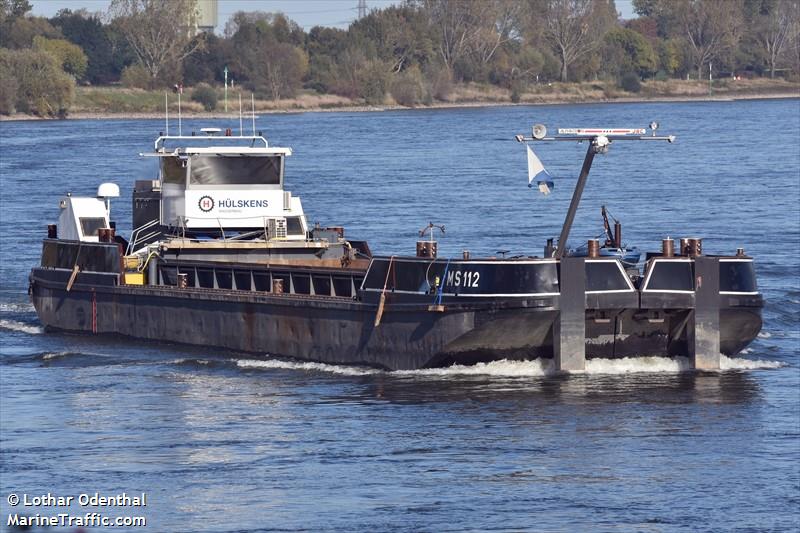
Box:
left=182, top=146, right=292, bottom=155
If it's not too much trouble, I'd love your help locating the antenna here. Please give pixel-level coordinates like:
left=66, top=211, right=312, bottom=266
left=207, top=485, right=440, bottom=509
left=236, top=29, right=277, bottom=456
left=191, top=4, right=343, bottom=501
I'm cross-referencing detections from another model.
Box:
left=251, top=93, right=256, bottom=136
left=238, top=93, right=243, bottom=136
left=178, top=87, right=182, bottom=136
left=164, top=92, right=168, bottom=137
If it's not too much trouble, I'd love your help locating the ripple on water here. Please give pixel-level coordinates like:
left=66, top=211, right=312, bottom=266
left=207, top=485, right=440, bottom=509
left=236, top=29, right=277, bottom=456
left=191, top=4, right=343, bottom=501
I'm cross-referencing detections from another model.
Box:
left=0, top=319, right=43, bottom=335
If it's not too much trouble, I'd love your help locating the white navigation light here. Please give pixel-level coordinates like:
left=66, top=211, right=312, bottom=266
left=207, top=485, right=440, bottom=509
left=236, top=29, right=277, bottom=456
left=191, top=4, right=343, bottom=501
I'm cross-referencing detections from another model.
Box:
left=558, top=128, right=646, bottom=135
left=594, top=135, right=611, bottom=154
left=532, top=123, right=547, bottom=140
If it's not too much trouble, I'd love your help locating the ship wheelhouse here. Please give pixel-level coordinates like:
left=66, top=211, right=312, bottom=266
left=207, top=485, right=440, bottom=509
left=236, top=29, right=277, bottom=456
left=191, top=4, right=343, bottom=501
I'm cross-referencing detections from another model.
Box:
left=146, top=132, right=307, bottom=239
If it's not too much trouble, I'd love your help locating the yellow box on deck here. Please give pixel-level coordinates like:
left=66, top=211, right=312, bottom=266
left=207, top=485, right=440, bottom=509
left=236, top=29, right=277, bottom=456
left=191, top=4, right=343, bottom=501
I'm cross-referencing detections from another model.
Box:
left=124, top=272, right=144, bottom=285
left=123, top=256, right=140, bottom=270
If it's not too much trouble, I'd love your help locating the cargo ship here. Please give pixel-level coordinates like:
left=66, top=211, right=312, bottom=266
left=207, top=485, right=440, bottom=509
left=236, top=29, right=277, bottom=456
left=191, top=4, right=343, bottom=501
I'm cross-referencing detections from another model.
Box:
left=29, top=122, right=763, bottom=371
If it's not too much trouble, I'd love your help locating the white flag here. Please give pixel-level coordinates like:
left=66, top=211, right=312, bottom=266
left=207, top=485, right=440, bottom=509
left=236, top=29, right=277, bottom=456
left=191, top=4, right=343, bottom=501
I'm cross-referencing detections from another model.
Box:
left=526, top=145, right=554, bottom=195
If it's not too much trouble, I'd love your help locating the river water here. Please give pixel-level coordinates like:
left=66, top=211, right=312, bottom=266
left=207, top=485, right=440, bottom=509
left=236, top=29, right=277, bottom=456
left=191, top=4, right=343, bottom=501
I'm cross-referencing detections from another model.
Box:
left=1, top=99, right=798, bottom=531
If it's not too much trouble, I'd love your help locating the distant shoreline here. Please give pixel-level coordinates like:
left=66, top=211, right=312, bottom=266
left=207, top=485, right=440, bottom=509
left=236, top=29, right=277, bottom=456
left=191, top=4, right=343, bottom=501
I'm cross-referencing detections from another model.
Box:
left=2, top=86, right=797, bottom=122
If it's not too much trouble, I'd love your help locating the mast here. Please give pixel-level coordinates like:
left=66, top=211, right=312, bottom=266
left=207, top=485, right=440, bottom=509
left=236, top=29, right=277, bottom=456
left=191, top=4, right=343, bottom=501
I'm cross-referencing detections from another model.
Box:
left=555, top=144, right=595, bottom=258
left=515, top=123, right=675, bottom=258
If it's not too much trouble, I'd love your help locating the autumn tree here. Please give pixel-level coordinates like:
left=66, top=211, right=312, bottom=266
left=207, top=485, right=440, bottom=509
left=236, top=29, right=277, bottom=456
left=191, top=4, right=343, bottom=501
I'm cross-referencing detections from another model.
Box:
left=32, top=35, right=88, bottom=79
left=0, top=47, right=74, bottom=115
left=671, top=0, right=744, bottom=79
left=471, top=0, right=522, bottom=67
left=756, top=0, right=800, bottom=77
left=539, top=0, right=618, bottom=82
left=108, top=0, right=204, bottom=87
left=421, top=0, right=488, bottom=73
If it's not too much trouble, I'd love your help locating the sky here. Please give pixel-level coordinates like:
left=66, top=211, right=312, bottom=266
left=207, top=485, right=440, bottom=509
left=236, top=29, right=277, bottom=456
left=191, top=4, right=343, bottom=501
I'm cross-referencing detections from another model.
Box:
left=31, top=0, right=638, bottom=31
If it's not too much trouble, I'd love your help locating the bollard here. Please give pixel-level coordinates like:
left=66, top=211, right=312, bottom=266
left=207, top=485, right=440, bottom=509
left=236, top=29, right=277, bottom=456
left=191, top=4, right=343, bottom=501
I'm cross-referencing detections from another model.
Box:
left=587, top=239, right=600, bottom=258
left=272, top=279, right=284, bottom=294
left=662, top=237, right=674, bottom=257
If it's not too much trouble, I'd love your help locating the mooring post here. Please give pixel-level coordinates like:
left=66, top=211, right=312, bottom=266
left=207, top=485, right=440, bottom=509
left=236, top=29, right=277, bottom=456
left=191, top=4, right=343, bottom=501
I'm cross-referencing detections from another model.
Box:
left=555, top=256, right=586, bottom=371
left=689, top=256, right=720, bottom=370
left=148, top=255, right=158, bottom=286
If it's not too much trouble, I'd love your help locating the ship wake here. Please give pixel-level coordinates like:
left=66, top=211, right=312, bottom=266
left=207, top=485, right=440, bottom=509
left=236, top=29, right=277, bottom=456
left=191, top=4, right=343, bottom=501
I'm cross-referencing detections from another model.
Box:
left=237, top=354, right=786, bottom=378
left=0, top=319, right=44, bottom=335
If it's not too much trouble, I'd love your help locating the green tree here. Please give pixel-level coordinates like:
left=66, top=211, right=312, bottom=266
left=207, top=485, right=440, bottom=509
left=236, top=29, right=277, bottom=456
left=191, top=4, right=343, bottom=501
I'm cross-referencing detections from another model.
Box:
left=0, top=54, right=18, bottom=113
left=229, top=13, right=309, bottom=100
left=50, top=9, right=120, bottom=84
left=672, top=0, right=745, bottom=79
left=33, top=35, right=88, bottom=79
left=0, top=0, right=31, bottom=20
left=183, top=33, right=229, bottom=85
left=349, top=5, right=435, bottom=73
left=657, top=38, right=681, bottom=74
left=0, top=47, right=74, bottom=116
left=603, top=27, right=657, bottom=78
left=0, top=3, right=61, bottom=50
left=305, top=26, right=348, bottom=92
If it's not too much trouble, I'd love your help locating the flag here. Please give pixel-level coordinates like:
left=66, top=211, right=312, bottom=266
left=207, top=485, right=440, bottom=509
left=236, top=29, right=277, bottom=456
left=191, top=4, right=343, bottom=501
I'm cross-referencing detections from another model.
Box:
left=527, top=144, right=554, bottom=195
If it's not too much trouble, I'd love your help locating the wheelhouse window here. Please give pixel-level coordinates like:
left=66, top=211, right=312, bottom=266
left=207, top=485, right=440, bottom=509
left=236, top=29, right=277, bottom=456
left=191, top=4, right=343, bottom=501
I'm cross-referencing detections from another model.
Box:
left=720, top=261, right=757, bottom=292
left=645, top=261, right=694, bottom=291
left=189, top=155, right=282, bottom=185
left=585, top=261, right=631, bottom=292
left=79, top=217, right=106, bottom=237
left=161, top=156, right=186, bottom=185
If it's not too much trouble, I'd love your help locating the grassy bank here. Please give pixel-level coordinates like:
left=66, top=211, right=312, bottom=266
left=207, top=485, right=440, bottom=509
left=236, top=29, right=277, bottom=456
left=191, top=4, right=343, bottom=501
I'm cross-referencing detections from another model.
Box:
left=2, top=78, right=798, bottom=120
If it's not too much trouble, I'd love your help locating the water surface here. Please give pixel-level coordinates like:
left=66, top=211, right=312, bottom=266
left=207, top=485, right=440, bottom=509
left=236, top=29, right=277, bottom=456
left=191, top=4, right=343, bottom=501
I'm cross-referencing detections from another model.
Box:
left=1, top=99, right=799, bottom=531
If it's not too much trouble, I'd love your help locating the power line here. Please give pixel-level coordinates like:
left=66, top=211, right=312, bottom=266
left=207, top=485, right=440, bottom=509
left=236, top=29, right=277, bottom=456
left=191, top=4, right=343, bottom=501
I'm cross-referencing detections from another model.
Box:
left=218, top=7, right=357, bottom=18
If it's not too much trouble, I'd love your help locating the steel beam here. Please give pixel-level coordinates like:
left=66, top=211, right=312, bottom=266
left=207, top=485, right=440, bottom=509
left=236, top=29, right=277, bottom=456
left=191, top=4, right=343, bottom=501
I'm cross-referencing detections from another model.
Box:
left=555, top=144, right=596, bottom=258
left=689, top=256, right=720, bottom=370
left=554, top=256, right=586, bottom=371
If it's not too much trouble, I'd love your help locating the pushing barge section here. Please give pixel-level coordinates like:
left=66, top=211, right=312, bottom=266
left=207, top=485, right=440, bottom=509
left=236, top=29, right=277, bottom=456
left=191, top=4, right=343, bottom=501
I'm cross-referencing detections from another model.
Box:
left=30, top=238, right=762, bottom=371
left=29, top=123, right=763, bottom=371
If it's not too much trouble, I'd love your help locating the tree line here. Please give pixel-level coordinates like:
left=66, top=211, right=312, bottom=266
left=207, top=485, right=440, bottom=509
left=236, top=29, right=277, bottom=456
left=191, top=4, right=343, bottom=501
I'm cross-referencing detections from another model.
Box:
left=1, top=0, right=798, bottom=116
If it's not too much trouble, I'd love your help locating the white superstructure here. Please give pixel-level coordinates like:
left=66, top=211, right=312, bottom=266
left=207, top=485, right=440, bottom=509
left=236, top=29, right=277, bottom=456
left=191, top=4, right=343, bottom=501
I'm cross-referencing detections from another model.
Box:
left=144, top=131, right=308, bottom=239
left=56, top=183, right=119, bottom=242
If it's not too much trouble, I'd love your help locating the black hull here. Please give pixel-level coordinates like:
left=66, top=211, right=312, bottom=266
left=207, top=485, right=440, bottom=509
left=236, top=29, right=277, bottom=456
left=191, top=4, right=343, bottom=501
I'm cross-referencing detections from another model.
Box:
left=30, top=274, right=762, bottom=371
